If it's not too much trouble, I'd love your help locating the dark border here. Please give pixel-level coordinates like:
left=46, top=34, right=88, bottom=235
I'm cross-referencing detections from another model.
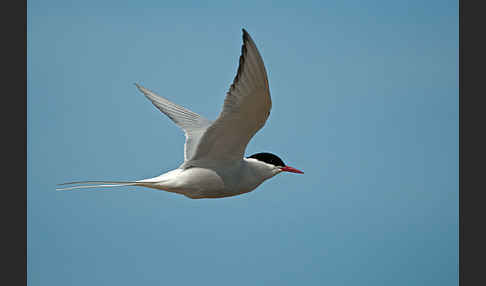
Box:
left=5, top=0, right=27, bottom=285
left=460, top=0, right=485, bottom=285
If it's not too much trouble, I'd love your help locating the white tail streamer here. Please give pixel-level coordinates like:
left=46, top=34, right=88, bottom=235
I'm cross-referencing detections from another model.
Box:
left=56, top=180, right=141, bottom=191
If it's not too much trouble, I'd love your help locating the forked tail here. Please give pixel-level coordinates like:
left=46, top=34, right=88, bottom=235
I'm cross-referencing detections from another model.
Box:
left=56, top=180, right=143, bottom=191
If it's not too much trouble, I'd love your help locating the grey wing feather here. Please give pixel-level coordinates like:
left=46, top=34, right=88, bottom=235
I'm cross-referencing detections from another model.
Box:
left=190, top=29, right=272, bottom=161
left=135, top=83, right=212, bottom=161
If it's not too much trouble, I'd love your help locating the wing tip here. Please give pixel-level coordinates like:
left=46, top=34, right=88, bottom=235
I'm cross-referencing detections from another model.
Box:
left=229, top=29, right=250, bottom=92
left=242, top=28, right=251, bottom=43
left=134, top=83, right=151, bottom=97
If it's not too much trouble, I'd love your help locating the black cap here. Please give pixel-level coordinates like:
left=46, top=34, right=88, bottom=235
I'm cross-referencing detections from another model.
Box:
left=247, top=152, right=285, bottom=167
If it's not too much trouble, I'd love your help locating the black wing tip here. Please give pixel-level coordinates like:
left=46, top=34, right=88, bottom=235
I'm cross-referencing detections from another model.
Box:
left=229, top=29, right=250, bottom=92
left=242, top=28, right=251, bottom=42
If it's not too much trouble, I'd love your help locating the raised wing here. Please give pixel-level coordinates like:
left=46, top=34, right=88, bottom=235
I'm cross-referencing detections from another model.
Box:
left=190, top=29, right=271, bottom=161
left=135, top=83, right=213, bottom=161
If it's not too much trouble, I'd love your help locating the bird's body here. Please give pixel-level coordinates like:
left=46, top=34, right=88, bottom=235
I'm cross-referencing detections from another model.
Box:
left=136, top=158, right=278, bottom=199
left=58, top=29, right=303, bottom=199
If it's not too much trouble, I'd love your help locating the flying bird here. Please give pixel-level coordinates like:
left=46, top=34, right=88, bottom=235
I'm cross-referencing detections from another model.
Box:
left=57, top=29, right=303, bottom=199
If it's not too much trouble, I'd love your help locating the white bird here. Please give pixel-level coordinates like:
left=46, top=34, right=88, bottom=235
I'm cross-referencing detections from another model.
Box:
left=57, top=29, right=303, bottom=199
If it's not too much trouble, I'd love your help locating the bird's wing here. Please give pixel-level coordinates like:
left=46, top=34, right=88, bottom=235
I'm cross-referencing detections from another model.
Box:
left=190, top=29, right=272, bottom=161
left=135, top=83, right=213, bottom=161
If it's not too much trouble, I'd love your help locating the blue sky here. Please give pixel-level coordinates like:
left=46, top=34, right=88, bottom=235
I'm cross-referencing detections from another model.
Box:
left=28, top=1, right=458, bottom=285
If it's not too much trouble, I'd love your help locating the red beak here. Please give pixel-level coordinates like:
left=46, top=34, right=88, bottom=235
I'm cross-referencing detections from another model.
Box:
left=280, top=166, right=304, bottom=174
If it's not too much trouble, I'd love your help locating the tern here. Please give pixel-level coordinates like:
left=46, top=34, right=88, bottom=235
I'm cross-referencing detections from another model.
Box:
left=57, top=29, right=303, bottom=199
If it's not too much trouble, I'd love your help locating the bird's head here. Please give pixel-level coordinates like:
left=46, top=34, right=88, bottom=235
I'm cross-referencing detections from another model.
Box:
left=247, top=152, right=304, bottom=176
